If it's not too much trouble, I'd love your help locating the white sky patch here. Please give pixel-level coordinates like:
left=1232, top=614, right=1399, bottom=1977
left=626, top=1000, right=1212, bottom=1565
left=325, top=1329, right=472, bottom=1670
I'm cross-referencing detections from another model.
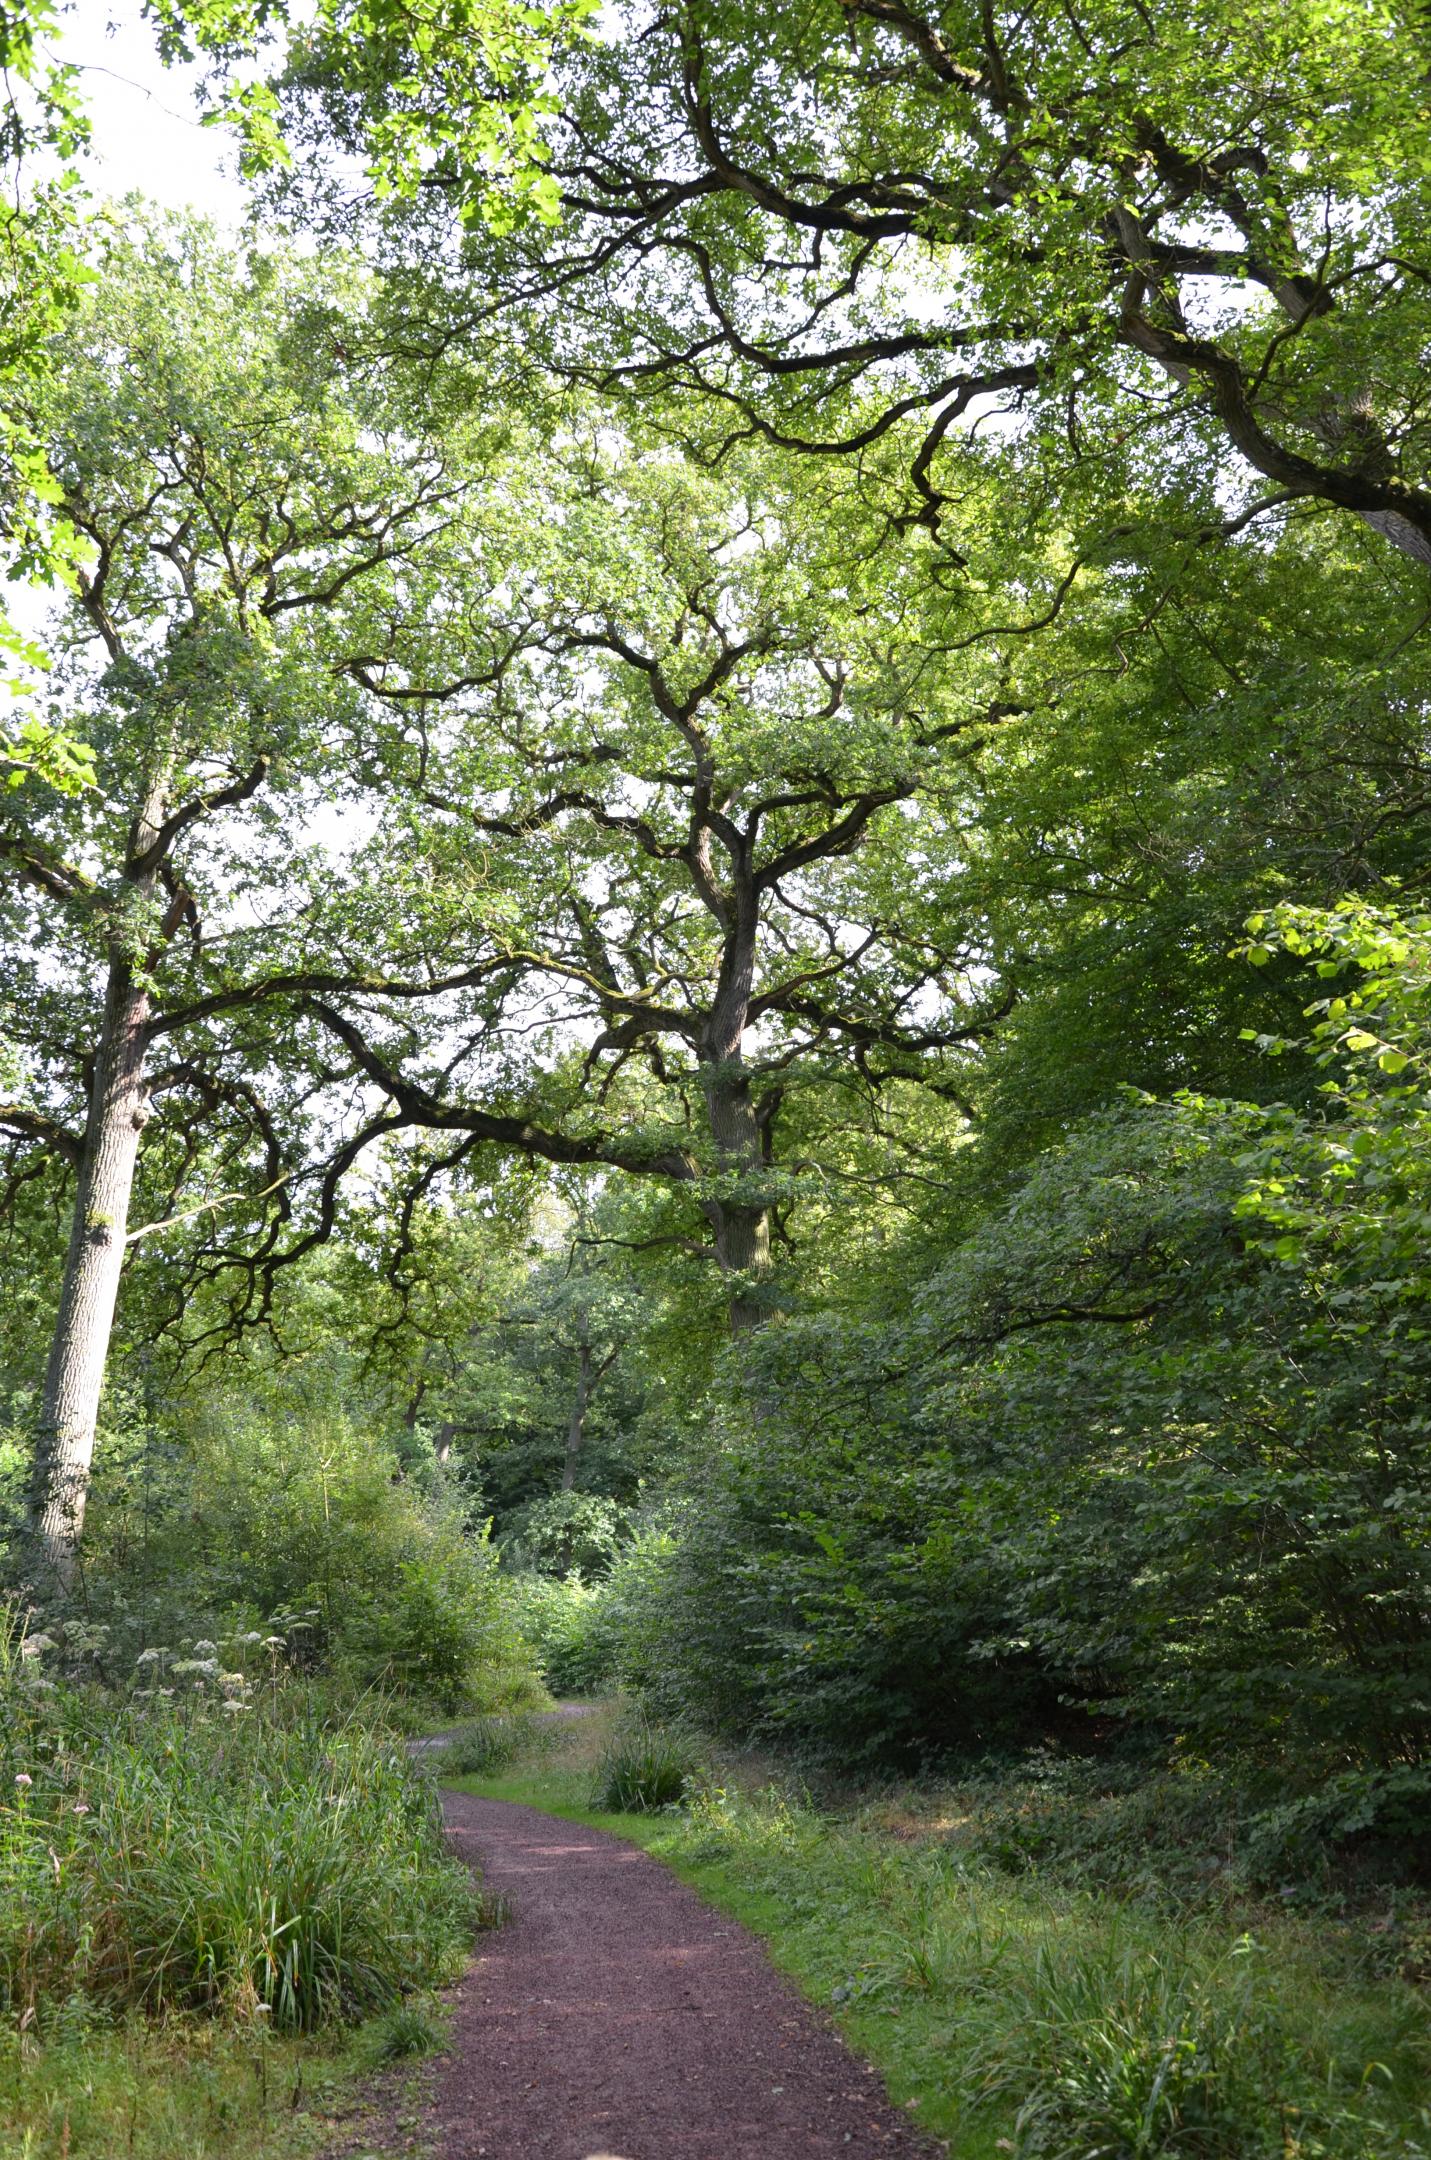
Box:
left=42, top=0, right=249, bottom=219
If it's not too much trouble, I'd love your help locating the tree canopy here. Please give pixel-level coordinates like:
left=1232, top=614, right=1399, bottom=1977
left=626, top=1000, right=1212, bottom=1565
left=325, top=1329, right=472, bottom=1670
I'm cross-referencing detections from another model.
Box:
left=1, top=0, right=1429, bottom=1888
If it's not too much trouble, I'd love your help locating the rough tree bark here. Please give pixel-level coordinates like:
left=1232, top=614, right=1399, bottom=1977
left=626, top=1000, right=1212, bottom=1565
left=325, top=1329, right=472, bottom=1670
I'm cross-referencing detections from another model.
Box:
left=699, top=1064, right=774, bottom=1335
left=28, top=781, right=163, bottom=1591
left=697, top=869, right=775, bottom=1334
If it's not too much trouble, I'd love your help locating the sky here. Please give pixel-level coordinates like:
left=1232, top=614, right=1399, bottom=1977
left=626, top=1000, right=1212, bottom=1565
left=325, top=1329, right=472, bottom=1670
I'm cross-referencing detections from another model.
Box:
left=48, top=0, right=249, bottom=220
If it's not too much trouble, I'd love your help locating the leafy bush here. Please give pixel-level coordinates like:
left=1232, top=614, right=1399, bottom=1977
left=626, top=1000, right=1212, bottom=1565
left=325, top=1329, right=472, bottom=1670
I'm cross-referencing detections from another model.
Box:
left=599, top=1003, right=1431, bottom=1797
left=75, top=1405, right=541, bottom=1714
left=590, top=1713, right=703, bottom=1814
left=0, top=1620, right=478, bottom=2035
left=510, top=1570, right=620, bottom=1696
left=592, top=1330, right=1067, bottom=1762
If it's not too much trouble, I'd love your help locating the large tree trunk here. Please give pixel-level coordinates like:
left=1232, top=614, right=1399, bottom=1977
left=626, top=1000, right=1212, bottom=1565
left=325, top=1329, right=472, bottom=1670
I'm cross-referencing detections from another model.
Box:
left=699, top=896, right=776, bottom=1335
left=699, top=1043, right=773, bottom=1329
left=30, top=959, right=153, bottom=1589
left=30, top=773, right=166, bottom=1593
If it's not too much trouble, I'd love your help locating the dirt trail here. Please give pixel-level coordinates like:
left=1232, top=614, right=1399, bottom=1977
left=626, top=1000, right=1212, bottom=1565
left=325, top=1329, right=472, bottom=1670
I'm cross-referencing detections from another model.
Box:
left=413, top=1787, right=943, bottom=2160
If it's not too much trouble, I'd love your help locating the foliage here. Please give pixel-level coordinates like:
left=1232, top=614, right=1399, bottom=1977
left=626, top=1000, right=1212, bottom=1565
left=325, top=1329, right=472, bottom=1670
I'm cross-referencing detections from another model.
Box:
left=150, top=0, right=598, bottom=224
left=0, top=0, right=98, bottom=795
left=0, top=1621, right=478, bottom=2035
left=0, top=207, right=481, bottom=1291
left=594, top=1320, right=1070, bottom=1761
left=594, top=934, right=1431, bottom=1794
left=233, top=0, right=1431, bottom=604
left=233, top=432, right=1012, bottom=1334
left=501, top=1492, right=634, bottom=1578
left=509, top=1570, right=620, bottom=1698
left=360, top=2000, right=447, bottom=2063
left=75, top=1396, right=541, bottom=1714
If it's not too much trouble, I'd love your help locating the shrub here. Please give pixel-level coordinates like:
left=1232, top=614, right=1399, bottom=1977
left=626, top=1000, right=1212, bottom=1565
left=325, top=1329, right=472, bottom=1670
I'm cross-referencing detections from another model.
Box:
left=594, top=1081, right=1431, bottom=1795
left=76, top=1405, right=542, bottom=1715
left=510, top=1571, right=620, bottom=1697
left=590, top=1713, right=703, bottom=1813
left=589, top=1339, right=1064, bottom=1763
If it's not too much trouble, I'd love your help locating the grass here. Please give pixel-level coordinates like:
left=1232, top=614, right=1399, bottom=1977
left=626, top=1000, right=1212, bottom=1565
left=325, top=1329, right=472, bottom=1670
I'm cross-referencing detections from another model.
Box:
left=1, top=1700, right=478, bottom=2032
left=440, top=1711, right=543, bottom=1777
left=588, top=1710, right=703, bottom=1812
left=449, top=1706, right=1431, bottom=2160
left=0, top=1634, right=485, bottom=2158
left=0, top=2012, right=389, bottom=2159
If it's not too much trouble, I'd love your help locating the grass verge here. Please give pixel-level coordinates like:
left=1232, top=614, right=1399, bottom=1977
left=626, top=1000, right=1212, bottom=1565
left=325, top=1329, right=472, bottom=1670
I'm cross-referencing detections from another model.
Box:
left=446, top=1710, right=1431, bottom=2160
left=0, top=2014, right=372, bottom=2160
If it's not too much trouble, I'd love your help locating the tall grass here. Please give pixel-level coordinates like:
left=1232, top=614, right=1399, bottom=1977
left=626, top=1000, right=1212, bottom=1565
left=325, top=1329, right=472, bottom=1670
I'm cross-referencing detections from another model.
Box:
left=590, top=1712, right=703, bottom=1813
left=0, top=1622, right=477, bottom=2037
left=441, top=1712, right=539, bottom=1777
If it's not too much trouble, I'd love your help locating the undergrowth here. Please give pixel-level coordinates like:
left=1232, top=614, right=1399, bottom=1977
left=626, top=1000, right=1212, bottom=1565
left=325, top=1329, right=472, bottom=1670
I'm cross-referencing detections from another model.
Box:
left=589, top=1711, right=703, bottom=1812
left=0, top=2015, right=370, bottom=2160
left=0, top=1619, right=479, bottom=2040
left=441, top=1710, right=543, bottom=1776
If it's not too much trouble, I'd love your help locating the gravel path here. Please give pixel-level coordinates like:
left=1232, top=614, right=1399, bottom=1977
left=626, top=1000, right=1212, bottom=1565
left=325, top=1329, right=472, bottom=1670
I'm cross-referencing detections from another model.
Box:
left=420, top=1787, right=944, bottom=2160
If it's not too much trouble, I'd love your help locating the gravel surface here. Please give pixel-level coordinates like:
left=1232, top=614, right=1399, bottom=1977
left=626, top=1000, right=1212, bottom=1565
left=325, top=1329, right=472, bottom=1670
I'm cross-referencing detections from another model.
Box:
left=416, top=1788, right=946, bottom=2160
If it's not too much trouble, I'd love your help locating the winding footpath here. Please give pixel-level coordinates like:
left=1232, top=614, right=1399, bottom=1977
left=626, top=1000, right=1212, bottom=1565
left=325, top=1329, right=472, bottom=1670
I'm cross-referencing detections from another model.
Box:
left=408, top=1785, right=945, bottom=2160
